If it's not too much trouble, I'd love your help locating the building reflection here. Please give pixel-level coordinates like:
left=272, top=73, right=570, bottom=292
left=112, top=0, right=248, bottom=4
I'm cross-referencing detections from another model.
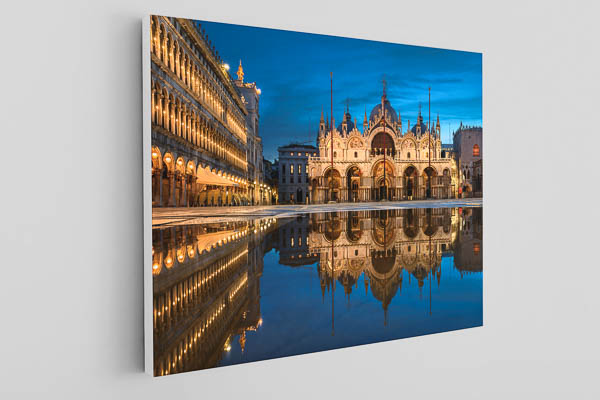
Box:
left=453, top=207, right=483, bottom=274
left=305, top=209, right=462, bottom=325
left=151, top=207, right=482, bottom=376
left=151, top=218, right=275, bottom=376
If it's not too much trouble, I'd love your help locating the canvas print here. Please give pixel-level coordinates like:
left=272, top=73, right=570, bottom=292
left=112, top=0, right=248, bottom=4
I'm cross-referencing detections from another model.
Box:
left=143, top=15, right=483, bottom=376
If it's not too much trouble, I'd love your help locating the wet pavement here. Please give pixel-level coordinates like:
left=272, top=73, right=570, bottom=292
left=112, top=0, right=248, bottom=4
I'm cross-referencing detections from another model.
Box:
left=152, top=198, right=482, bottom=226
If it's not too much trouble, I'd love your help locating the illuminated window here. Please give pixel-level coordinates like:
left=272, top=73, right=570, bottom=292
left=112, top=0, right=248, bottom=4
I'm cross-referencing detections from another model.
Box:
left=473, top=144, right=480, bottom=157
left=305, top=164, right=308, bottom=174
left=473, top=243, right=480, bottom=255
left=291, top=237, right=294, bottom=247
left=298, top=236, right=302, bottom=246
left=305, top=152, right=309, bottom=156
left=290, top=164, right=294, bottom=174
left=297, top=164, right=301, bottom=174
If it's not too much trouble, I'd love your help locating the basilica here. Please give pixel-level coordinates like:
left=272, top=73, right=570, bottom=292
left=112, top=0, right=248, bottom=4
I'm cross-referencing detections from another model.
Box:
left=308, top=89, right=458, bottom=203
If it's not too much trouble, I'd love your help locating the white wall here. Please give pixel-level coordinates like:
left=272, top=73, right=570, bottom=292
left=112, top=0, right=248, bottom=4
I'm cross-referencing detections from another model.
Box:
left=1, top=0, right=599, bottom=398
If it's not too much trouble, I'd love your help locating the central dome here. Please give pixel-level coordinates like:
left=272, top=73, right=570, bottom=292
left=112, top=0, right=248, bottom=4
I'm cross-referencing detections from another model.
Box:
left=369, top=98, right=398, bottom=125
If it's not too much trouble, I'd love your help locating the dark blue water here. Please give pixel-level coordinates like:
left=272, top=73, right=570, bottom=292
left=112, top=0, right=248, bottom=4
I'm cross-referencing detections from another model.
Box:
left=152, top=207, right=482, bottom=376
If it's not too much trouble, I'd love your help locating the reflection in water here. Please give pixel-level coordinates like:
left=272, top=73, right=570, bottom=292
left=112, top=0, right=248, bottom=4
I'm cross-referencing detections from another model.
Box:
left=152, top=208, right=482, bottom=376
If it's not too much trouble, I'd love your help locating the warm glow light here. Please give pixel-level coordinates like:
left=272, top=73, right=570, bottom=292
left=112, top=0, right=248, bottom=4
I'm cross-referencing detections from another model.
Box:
left=223, top=63, right=230, bottom=71
left=165, top=156, right=172, bottom=163
left=256, top=88, right=261, bottom=95
left=152, top=152, right=158, bottom=159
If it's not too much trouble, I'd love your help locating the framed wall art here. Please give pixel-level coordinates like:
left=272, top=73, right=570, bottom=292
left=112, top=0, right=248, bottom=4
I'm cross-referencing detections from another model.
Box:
left=143, top=14, right=483, bottom=377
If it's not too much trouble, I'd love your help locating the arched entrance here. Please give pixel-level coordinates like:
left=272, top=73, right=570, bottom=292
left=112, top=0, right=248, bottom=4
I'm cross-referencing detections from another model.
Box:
left=423, top=166, right=437, bottom=199
left=442, top=168, right=451, bottom=198
left=371, top=160, right=394, bottom=201
left=403, top=166, right=418, bottom=200
left=324, top=169, right=341, bottom=202
left=346, top=166, right=360, bottom=202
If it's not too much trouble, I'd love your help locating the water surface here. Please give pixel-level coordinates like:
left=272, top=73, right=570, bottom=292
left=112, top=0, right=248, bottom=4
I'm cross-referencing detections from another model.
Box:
left=151, top=207, right=482, bottom=376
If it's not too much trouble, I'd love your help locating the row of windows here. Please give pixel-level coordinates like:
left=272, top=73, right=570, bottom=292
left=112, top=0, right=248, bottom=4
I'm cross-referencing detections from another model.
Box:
left=281, top=164, right=309, bottom=175
left=281, top=176, right=310, bottom=184
left=152, top=81, right=246, bottom=172
left=151, top=16, right=246, bottom=140
left=286, top=151, right=317, bottom=157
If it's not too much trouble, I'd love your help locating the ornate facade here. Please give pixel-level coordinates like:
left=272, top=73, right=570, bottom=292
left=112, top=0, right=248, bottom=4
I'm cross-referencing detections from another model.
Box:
left=308, top=90, right=458, bottom=203
left=150, top=16, right=263, bottom=207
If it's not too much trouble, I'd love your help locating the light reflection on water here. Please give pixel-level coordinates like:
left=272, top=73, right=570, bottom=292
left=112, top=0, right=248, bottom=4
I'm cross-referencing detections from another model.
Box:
left=152, top=207, right=482, bottom=376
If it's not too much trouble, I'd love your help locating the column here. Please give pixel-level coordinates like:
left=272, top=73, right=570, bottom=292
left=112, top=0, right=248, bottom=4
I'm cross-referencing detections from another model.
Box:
left=169, top=173, right=176, bottom=207
left=158, top=171, right=163, bottom=206
left=182, top=176, right=188, bottom=207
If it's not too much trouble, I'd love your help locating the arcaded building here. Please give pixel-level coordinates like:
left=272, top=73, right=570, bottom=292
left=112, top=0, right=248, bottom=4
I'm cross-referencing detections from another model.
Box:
left=150, top=16, right=261, bottom=207
left=234, top=61, right=269, bottom=205
left=308, top=89, right=458, bottom=204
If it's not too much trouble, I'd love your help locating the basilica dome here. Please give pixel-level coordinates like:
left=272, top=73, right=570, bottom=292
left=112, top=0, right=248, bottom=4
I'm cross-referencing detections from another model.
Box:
left=411, top=120, right=427, bottom=135
left=369, top=98, right=398, bottom=125
left=337, top=111, right=355, bottom=134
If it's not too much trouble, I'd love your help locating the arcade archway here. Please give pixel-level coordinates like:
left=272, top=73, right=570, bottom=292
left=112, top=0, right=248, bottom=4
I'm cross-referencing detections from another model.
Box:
left=423, top=166, right=437, bottom=199
left=324, top=169, right=341, bottom=202
left=371, top=160, right=394, bottom=201
left=346, top=166, right=360, bottom=202
left=403, top=166, right=418, bottom=200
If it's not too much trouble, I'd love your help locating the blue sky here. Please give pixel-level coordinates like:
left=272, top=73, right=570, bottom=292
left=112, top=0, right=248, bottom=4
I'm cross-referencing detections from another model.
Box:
left=197, top=20, right=482, bottom=161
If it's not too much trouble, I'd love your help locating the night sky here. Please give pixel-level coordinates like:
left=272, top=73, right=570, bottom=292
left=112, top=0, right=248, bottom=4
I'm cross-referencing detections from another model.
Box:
left=197, top=19, right=482, bottom=161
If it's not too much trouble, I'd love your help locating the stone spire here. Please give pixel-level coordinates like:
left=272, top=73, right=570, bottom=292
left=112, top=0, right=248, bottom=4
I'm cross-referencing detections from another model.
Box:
left=436, top=114, right=441, bottom=136
left=318, top=106, right=326, bottom=140
left=397, top=108, right=402, bottom=132
left=236, top=59, right=244, bottom=82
